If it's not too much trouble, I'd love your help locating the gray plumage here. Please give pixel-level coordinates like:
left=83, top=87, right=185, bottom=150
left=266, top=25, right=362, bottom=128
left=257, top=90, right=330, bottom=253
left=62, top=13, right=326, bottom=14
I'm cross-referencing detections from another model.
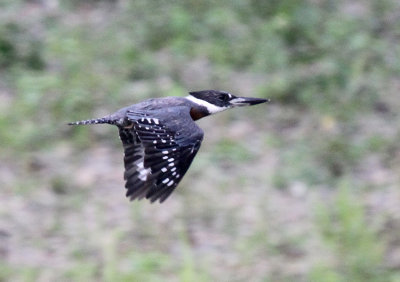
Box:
left=69, top=90, right=268, bottom=203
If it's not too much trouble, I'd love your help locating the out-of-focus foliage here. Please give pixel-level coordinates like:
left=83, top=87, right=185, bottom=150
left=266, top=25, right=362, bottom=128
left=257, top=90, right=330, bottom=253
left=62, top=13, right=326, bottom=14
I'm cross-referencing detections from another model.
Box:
left=1, top=0, right=399, bottom=281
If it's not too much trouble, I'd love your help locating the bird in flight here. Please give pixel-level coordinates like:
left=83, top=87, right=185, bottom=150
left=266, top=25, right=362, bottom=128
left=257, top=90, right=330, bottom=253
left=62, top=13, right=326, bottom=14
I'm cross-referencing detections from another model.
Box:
left=69, top=90, right=269, bottom=203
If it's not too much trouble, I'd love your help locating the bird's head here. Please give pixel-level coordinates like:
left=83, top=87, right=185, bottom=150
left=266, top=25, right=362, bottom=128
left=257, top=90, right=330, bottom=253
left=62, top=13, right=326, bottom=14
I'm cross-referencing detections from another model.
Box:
left=186, top=90, right=269, bottom=116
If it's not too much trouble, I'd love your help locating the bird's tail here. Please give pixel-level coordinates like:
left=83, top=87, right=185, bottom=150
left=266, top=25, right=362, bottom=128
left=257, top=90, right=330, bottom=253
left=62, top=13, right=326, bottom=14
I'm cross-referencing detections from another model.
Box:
left=68, top=116, right=115, bottom=126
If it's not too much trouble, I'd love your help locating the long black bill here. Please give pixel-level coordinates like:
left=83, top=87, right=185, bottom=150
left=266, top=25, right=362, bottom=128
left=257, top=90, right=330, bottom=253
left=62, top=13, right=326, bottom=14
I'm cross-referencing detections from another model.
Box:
left=230, top=97, right=270, bottom=106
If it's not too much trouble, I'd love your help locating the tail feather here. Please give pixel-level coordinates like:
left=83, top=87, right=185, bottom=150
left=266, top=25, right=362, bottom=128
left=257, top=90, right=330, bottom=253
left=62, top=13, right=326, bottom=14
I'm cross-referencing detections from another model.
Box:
left=68, top=116, right=114, bottom=126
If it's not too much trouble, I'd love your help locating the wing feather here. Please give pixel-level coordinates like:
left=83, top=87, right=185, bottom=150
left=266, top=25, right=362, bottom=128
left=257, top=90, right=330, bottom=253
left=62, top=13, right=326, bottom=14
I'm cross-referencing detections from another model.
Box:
left=118, top=108, right=203, bottom=203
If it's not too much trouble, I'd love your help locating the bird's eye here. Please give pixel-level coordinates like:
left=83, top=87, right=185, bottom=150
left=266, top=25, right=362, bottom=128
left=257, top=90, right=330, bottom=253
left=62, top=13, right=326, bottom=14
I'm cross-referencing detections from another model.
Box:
left=219, top=94, right=230, bottom=102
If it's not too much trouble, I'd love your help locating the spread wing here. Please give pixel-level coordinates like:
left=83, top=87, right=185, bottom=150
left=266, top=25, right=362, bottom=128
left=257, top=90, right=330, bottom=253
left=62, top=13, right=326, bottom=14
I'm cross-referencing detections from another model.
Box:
left=119, top=108, right=203, bottom=203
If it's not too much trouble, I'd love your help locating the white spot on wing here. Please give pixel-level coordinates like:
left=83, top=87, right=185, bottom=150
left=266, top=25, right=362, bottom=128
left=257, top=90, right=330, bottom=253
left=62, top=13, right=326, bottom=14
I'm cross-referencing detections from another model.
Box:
left=162, top=178, right=169, bottom=184
left=135, top=158, right=151, bottom=181
left=161, top=167, right=167, bottom=172
left=167, top=180, right=174, bottom=186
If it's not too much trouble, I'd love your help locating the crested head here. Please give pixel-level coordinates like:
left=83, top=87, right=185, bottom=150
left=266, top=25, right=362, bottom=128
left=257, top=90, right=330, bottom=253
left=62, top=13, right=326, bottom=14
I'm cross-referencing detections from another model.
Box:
left=188, top=90, right=233, bottom=109
left=186, top=90, right=269, bottom=117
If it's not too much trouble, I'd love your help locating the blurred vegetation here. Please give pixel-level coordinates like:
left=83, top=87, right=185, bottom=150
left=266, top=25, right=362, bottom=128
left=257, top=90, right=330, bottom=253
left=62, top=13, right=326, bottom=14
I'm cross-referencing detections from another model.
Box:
left=314, top=181, right=388, bottom=282
left=1, top=0, right=399, bottom=281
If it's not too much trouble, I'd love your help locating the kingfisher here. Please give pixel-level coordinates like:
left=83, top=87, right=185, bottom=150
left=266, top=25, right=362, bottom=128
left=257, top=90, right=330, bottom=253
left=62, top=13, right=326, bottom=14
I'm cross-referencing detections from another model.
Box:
left=69, top=90, right=269, bottom=203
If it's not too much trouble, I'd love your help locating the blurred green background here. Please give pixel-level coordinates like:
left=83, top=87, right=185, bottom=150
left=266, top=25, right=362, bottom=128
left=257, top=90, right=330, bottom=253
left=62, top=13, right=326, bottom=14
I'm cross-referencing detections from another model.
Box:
left=1, top=0, right=400, bottom=281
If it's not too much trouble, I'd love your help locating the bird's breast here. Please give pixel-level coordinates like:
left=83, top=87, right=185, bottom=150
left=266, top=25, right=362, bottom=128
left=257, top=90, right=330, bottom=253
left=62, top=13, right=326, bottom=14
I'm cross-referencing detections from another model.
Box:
left=190, top=107, right=209, bottom=121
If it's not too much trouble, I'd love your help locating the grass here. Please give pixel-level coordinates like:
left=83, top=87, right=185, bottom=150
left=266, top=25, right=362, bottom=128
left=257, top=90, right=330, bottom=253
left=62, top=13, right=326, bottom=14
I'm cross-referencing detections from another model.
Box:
left=1, top=0, right=399, bottom=281
left=314, top=180, right=389, bottom=282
